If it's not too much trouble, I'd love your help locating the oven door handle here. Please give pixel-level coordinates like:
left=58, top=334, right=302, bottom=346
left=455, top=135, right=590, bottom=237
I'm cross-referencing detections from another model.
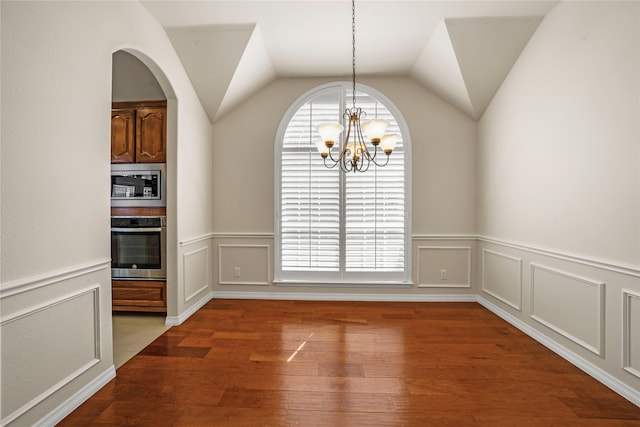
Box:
left=111, top=227, right=164, bottom=232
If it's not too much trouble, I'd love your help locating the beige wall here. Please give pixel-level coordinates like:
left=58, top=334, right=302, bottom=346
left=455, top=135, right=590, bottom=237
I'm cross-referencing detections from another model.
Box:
left=0, top=1, right=213, bottom=424
left=112, top=50, right=166, bottom=102
left=211, top=76, right=477, bottom=234
left=477, top=1, right=639, bottom=266
left=476, top=0, right=640, bottom=402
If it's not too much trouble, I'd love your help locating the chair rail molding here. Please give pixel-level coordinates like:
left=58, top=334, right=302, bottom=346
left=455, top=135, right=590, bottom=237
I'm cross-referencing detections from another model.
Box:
left=0, top=258, right=111, bottom=299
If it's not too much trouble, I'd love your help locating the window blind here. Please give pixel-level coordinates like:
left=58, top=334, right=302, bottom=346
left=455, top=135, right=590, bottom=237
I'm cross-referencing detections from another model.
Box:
left=281, top=99, right=341, bottom=271
left=280, top=87, right=405, bottom=278
left=344, top=94, right=405, bottom=272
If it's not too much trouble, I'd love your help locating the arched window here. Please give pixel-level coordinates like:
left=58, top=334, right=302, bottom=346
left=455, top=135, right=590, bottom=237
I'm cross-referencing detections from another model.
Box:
left=275, top=82, right=411, bottom=285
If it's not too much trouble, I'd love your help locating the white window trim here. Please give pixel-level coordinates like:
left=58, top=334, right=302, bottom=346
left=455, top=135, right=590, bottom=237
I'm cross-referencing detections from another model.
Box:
left=274, top=81, right=412, bottom=286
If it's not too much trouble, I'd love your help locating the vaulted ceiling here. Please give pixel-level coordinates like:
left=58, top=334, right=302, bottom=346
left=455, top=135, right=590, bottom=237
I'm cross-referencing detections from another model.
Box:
left=141, top=1, right=558, bottom=123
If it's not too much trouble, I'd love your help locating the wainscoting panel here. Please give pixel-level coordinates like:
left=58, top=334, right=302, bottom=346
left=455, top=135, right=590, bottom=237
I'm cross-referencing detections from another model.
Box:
left=183, top=246, right=210, bottom=303
left=623, top=289, right=640, bottom=379
left=416, top=246, right=471, bottom=288
left=530, top=263, right=605, bottom=356
left=1, top=285, right=101, bottom=424
left=481, top=249, right=523, bottom=310
left=218, top=244, right=270, bottom=286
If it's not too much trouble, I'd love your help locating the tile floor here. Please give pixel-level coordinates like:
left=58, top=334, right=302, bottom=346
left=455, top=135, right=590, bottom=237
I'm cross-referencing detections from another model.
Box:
left=112, top=313, right=170, bottom=368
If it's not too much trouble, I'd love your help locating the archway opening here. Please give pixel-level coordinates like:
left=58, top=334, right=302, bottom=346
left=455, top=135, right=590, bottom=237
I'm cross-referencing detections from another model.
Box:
left=110, top=49, right=177, bottom=367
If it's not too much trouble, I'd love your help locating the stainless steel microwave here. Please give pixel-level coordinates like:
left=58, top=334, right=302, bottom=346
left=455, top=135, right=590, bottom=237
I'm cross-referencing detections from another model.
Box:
left=111, top=163, right=166, bottom=207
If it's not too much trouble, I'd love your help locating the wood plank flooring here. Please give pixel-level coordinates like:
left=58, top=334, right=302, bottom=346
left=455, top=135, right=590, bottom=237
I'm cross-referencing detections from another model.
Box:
left=60, top=299, right=640, bottom=426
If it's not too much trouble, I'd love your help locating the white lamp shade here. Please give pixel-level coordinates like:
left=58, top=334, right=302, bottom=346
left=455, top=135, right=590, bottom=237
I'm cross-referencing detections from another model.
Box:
left=380, top=134, right=399, bottom=152
left=316, top=123, right=344, bottom=143
left=361, top=119, right=389, bottom=141
left=315, top=140, right=329, bottom=155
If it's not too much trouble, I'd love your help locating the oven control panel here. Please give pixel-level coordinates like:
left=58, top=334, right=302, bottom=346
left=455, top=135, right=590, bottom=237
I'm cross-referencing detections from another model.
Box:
left=111, top=216, right=165, bottom=228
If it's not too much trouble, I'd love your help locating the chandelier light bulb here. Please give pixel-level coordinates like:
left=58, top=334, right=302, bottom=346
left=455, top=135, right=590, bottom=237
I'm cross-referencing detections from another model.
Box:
left=380, top=134, right=399, bottom=154
left=316, top=123, right=344, bottom=149
left=361, top=119, right=389, bottom=144
left=315, top=140, right=330, bottom=158
left=345, top=141, right=362, bottom=160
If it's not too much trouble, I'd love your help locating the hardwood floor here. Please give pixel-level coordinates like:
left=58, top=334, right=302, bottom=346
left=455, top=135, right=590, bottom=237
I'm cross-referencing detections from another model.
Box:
left=60, top=299, right=640, bottom=426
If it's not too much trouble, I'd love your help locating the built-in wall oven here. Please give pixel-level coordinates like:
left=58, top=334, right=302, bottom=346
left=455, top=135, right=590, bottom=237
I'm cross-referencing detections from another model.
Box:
left=111, top=216, right=166, bottom=279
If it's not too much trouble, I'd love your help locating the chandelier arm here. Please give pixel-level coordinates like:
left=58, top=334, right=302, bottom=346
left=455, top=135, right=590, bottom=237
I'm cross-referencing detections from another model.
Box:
left=341, top=157, right=353, bottom=173
left=355, top=125, right=374, bottom=161
left=370, top=151, right=391, bottom=167
left=344, top=114, right=353, bottom=145
left=323, top=156, right=340, bottom=169
left=368, top=144, right=378, bottom=161
left=359, top=157, right=371, bottom=173
left=326, top=147, right=341, bottom=163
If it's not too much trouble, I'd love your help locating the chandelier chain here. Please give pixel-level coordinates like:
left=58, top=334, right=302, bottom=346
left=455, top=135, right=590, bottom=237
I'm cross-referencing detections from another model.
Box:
left=314, top=0, right=397, bottom=172
left=351, top=0, right=356, bottom=109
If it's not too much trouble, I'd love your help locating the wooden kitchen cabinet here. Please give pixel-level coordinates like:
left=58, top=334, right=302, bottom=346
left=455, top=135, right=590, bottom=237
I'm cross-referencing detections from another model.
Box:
left=111, top=109, right=136, bottom=163
left=111, top=100, right=166, bottom=163
left=112, top=280, right=167, bottom=313
left=136, top=107, right=166, bottom=163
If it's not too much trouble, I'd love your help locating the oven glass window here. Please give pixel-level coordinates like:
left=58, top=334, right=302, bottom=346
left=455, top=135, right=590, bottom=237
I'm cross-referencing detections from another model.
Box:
left=111, top=231, right=162, bottom=269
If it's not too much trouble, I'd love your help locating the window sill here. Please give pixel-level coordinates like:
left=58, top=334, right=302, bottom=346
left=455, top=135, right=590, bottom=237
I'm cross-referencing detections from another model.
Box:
left=273, top=280, right=414, bottom=288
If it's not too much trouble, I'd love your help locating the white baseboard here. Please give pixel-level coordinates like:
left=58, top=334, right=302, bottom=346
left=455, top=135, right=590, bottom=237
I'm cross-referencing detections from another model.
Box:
left=477, top=295, right=640, bottom=408
left=165, top=291, right=214, bottom=326
left=35, top=365, right=116, bottom=427
left=212, top=290, right=477, bottom=302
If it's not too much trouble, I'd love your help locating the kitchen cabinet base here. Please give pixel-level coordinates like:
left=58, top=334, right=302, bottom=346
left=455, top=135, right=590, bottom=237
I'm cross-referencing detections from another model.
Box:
left=112, top=279, right=166, bottom=313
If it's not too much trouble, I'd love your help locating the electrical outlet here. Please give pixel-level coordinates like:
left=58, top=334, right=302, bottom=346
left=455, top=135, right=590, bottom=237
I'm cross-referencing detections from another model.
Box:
left=440, top=269, right=447, bottom=280
left=233, top=267, right=241, bottom=277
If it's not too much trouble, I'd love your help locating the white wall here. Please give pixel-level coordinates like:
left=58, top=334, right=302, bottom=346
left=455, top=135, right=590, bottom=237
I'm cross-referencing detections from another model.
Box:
left=477, top=0, right=640, bottom=403
left=0, top=1, right=213, bottom=424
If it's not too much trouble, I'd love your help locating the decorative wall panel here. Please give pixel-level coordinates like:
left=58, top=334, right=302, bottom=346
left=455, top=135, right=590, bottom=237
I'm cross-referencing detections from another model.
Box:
left=531, top=264, right=605, bottom=356
left=183, top=246, right=210, bottom=302
left=218, top=244, right=270, bottom=286
left=623, top=289, right=640, bottom=378
left=481, top=249, right=522, bottom=310
left=416, top=246, right=471, bottom=287
left=1, top=286, right=100, bottom=424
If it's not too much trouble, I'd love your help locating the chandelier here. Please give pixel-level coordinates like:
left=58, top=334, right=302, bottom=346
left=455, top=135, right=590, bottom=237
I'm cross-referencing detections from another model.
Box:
left=315, top=0, right=399, bottom=173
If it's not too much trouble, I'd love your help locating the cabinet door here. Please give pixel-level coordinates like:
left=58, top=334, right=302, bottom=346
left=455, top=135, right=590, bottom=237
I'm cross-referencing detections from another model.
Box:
left=111, top=109, right=135, bottom=163
left=136, top=108, right=166, bottom=163
left=112, top=280, right=167, bottom=313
